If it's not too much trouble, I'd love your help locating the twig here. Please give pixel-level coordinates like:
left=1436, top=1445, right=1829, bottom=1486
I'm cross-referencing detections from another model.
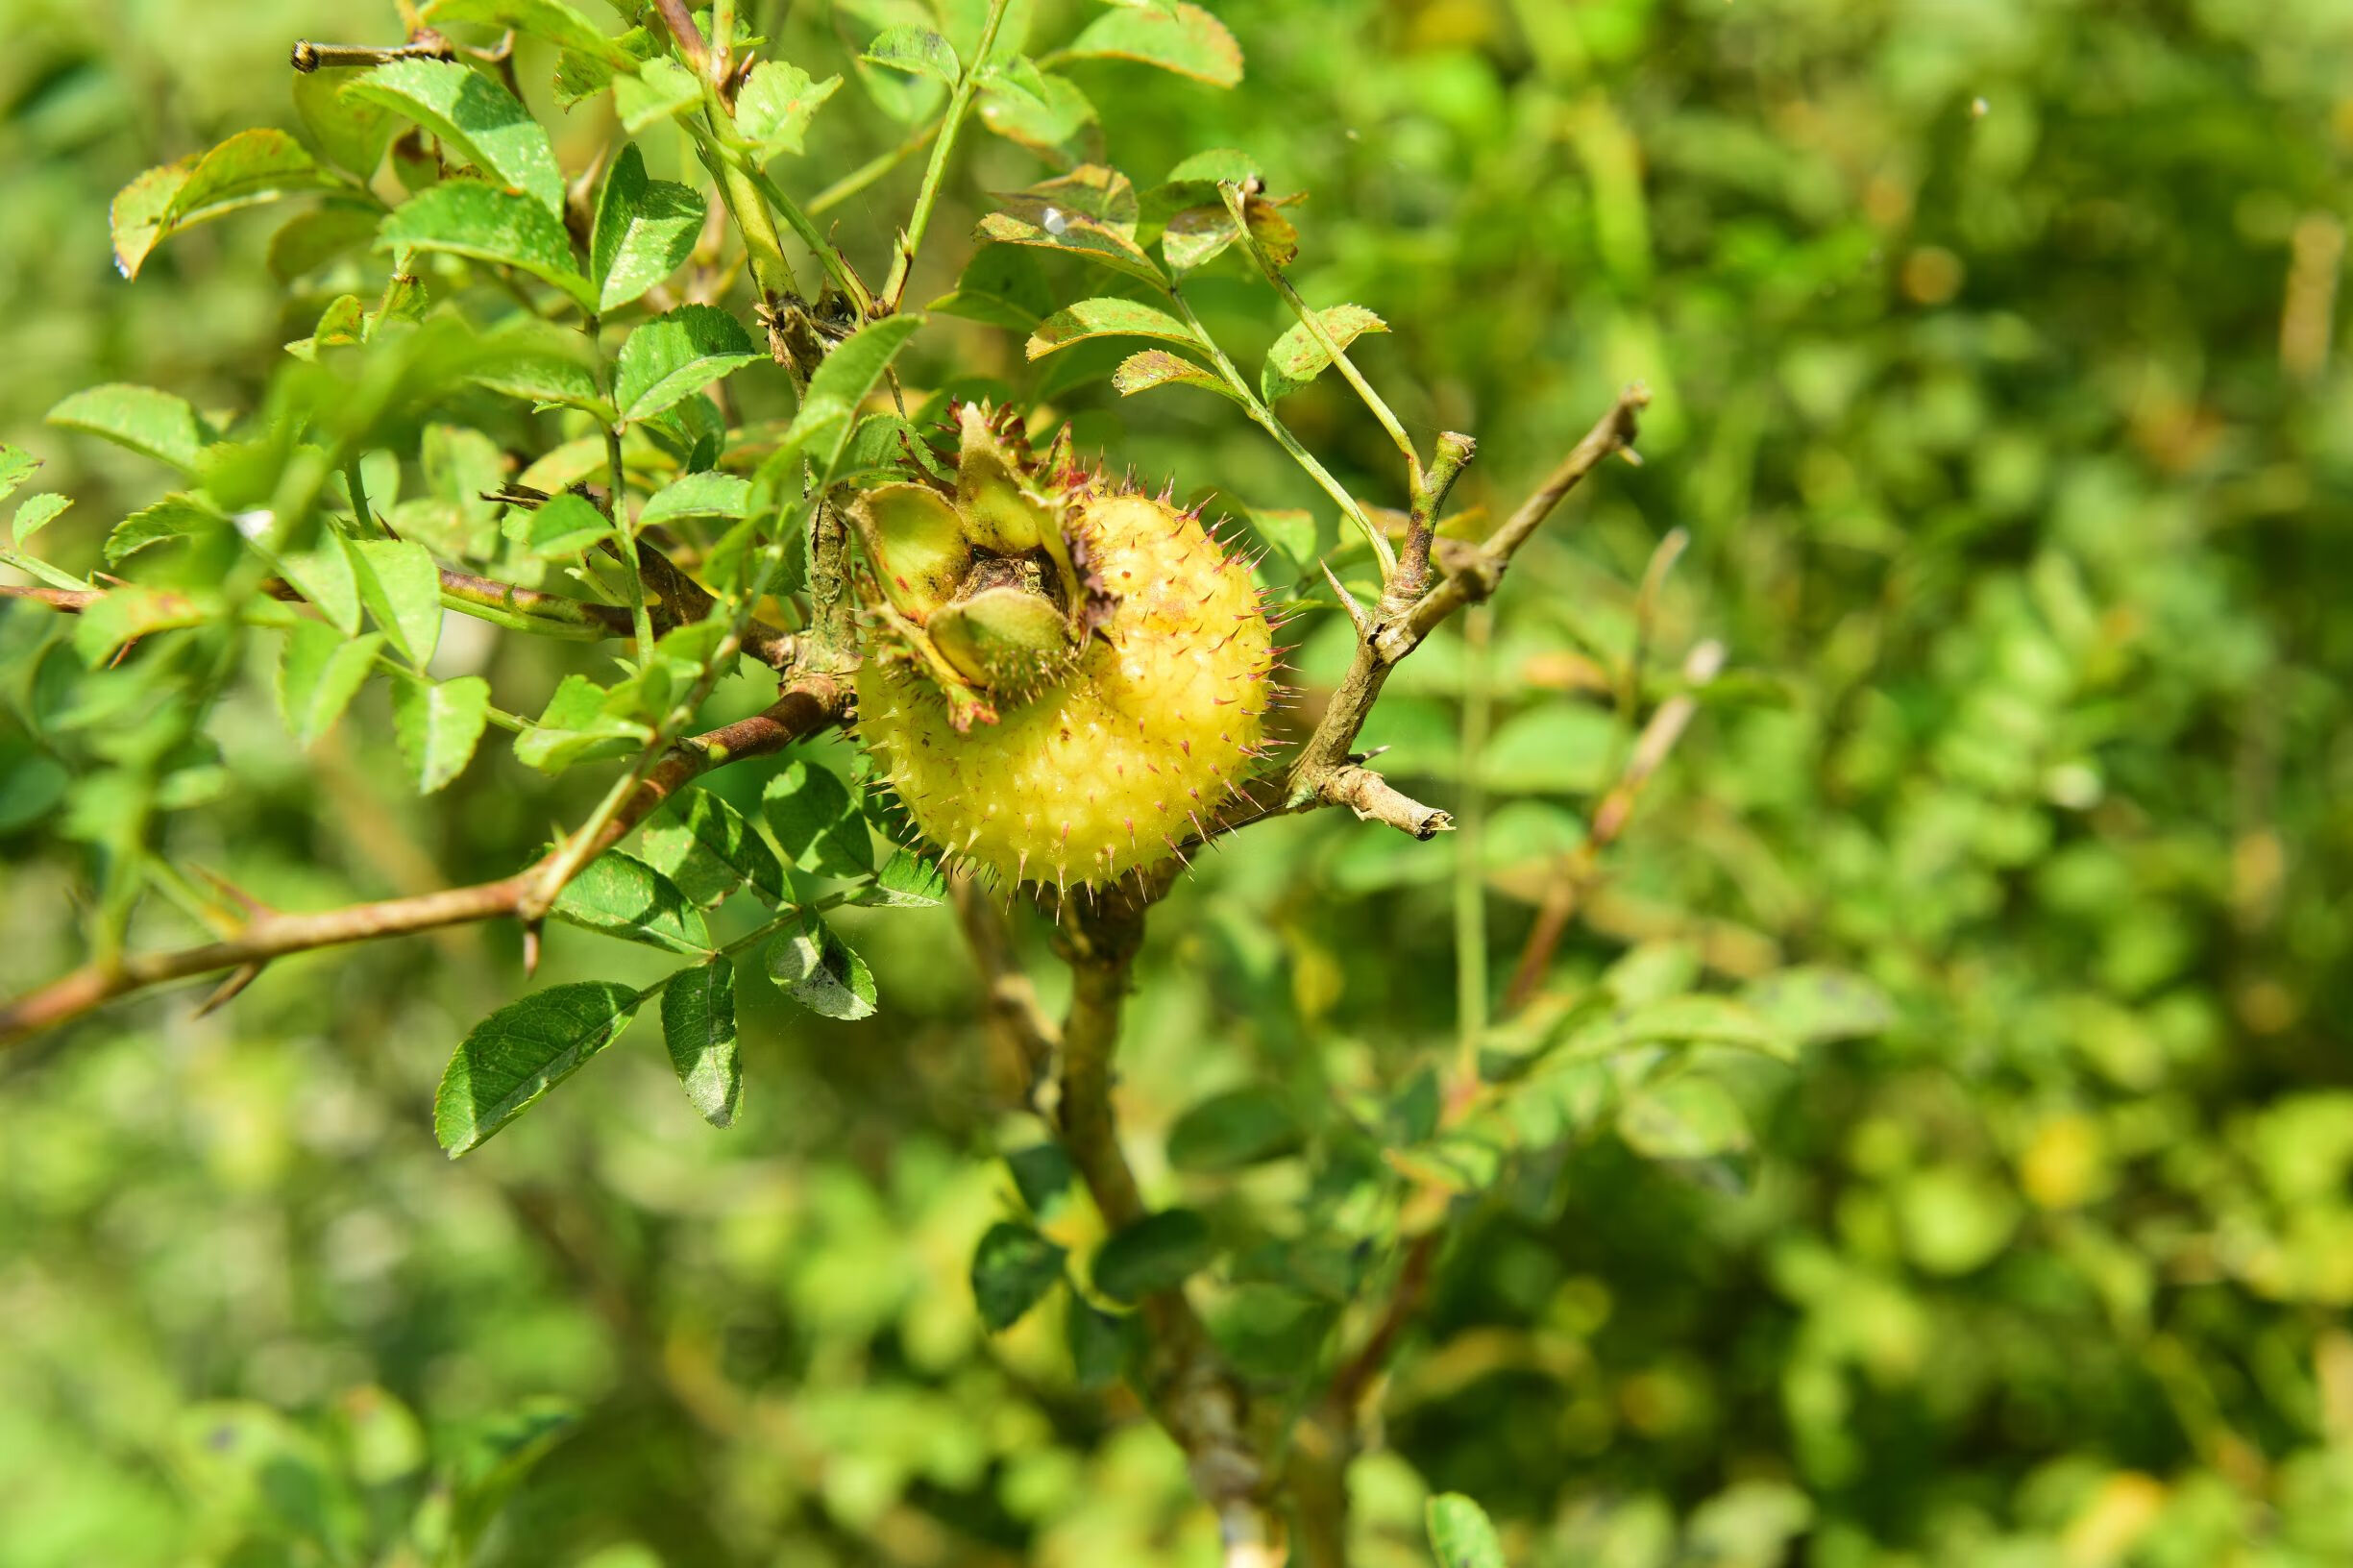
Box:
left=1169, top=287, right=1394, bottom=573
left=0, top=584, right=103, bottom=612
left=12, top=563, right=798, bottom=668
left=1050, top=891, right=1273, bottom=1563
left=876, top=0, right=1015, bottom=316
left=434, top=567, right=632, bottom=639
left=808, top=120, right=942, bottom=217
left=949, top=870, right=1058, bottom=1107
left=1287, top=388, right=1648, bottom=821
left=1220, top=181, right=1421, bottom=487
left=290, top=37, right=454, bottom=71
left=1502, top=638, right=1725, bottom=1012
left=1382, top=385, right=1650, bottom=661
left=1388, top=429, right=1478, bottom=611
left=1454, top=605, right=1494, bottom=1074
left=649, top=0, right=711, bottom=78
left=0, top=683, right=848, bottom=1047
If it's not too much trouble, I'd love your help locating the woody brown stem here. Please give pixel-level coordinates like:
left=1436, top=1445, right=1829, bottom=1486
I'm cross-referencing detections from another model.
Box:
left=1052, top=891, right=1275, bottom=1566
left=0, top=681, right=847, bottom=1047
left=950, top=871, right=1058, bottom=1108
left=1269, top=386, right=1650, bottom=835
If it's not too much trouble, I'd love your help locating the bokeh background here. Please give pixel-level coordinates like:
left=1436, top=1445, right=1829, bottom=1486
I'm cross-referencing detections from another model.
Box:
left=5, top=0, right=2353, bottom=1564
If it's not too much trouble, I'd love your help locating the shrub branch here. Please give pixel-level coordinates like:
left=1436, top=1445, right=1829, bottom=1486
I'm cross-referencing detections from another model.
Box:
left=1052, top=890, right=1277, bottom=1568
left=0, top=681, right=848, bottom=1047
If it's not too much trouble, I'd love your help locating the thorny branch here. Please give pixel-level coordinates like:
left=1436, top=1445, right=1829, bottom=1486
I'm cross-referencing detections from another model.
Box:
left=1053, top=892, right=1277, bottom=1568
left=0, top=681, right=848, bottom=1047
left=1186, top=383, right=1653, bottom=854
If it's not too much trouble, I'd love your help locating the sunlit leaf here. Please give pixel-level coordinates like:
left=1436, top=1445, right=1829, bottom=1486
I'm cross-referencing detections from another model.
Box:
left=1616, top=1077, right=1752, bottom=1162
left=435, top=982, right=645, bottom=1155
left=377, top=180, right=598, bottom=309
left=70, top=586, right=212, bottom=666
left=106, top=496, right=226, bottom=566
left=347, top=59, right=563, bottom=212
left=978, top=72, right=1100, bottom=166
left=1261, top=305, right=1388, bottom=402
left=1741, top=967, right=1896, bottom=1042
left=519, top=491, right=612, bottom=557
left=1112, top=349, right=1234, bottom=399
left=293, top=71, right=400, bottom=179
left=110, top=158, right=196, bottom=279
left=976, top=166, right=1163, bottom=285
left=351, top=537, right=444, bottom=667
left=1026, top=297, right=1199, bottom=360
left=614, top=306, right=762, bottom=424
left=735, top=61, right=843, bottom=160
left=638, top=472, right=751, bottom=527
left=613, top=57, right=702, bottom=132
left=513, top=673, right=650, bottom=771
left=422, top=0, right=627, bottom=63
left=763, top=760, right=874, bottom=877
left=1062, top=3, right=1242, bottom=87
left=774, top=313, right=927, bottom=478
left=10, top=494, right=70, bottom=550
left=765, top=912, right=878, bottom=1020
left=591, top=144, right=704, bottom=313
left=111, top=131, right=331, bottom=277
left=862, top=25, right=960, bottom=89
left=389, top=674, right=491, bottom=792
left=46, top=384, right=208, bottom=473
left=0, top=447, right=36, bottom=507
left=1426, top=1493, right=1507, bottom=1568
left=646, top=787, right=789, bottom=904
left=849, top=847, right=946, bottom=907
left=661, top=959, right=742, bottom=1127
left=277, top=623, right=383, bottom=747
left=551, top=850, right=714, bottom=955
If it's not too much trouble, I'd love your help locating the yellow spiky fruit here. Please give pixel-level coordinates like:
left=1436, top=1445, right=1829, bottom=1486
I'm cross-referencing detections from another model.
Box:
left=852, top=406, right=1276, bottom=894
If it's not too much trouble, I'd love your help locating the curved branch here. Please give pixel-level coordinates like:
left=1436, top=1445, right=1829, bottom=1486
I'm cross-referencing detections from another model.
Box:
left=950, top=872, right=1059, bottom=1109
left=0, top=680, right=849, bottom=1048
left=1171, top=385, right=1653, bottom=859
left=1051, top=892, right=1272, bottom=1567
left=7, top=560, right=799, bottom=671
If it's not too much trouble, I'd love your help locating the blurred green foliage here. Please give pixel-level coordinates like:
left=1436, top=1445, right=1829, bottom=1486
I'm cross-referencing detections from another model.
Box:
left=6, top=0, right=2353, bottom=1565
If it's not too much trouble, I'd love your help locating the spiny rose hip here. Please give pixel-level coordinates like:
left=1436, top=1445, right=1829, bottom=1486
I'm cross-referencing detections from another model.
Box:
left=853, top=404, right=1277, bottom=894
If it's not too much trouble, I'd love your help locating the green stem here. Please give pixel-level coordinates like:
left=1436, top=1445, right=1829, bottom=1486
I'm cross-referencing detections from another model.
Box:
left=374, top=654, right=527, bottom=732
left=342, top=456, right=380, bottom=536
left=1169, top=288, right=1397, bottom=574
left=708, top=149, right=804, bottom=306
left=433, top=576, right=625, bottom=642
left=736, top=158, right=874, bottom=316
left=1454, top=605, right=1493, bottom=1072
left=876, top=0, right=1013, bottom=315
left=808, top=120, right=941, bottom=216
left=1219, top=182, right=1423, bottom=491
left=708, top=0, right=735, bottom=82
left=587, top=315, right=656, bottom=653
